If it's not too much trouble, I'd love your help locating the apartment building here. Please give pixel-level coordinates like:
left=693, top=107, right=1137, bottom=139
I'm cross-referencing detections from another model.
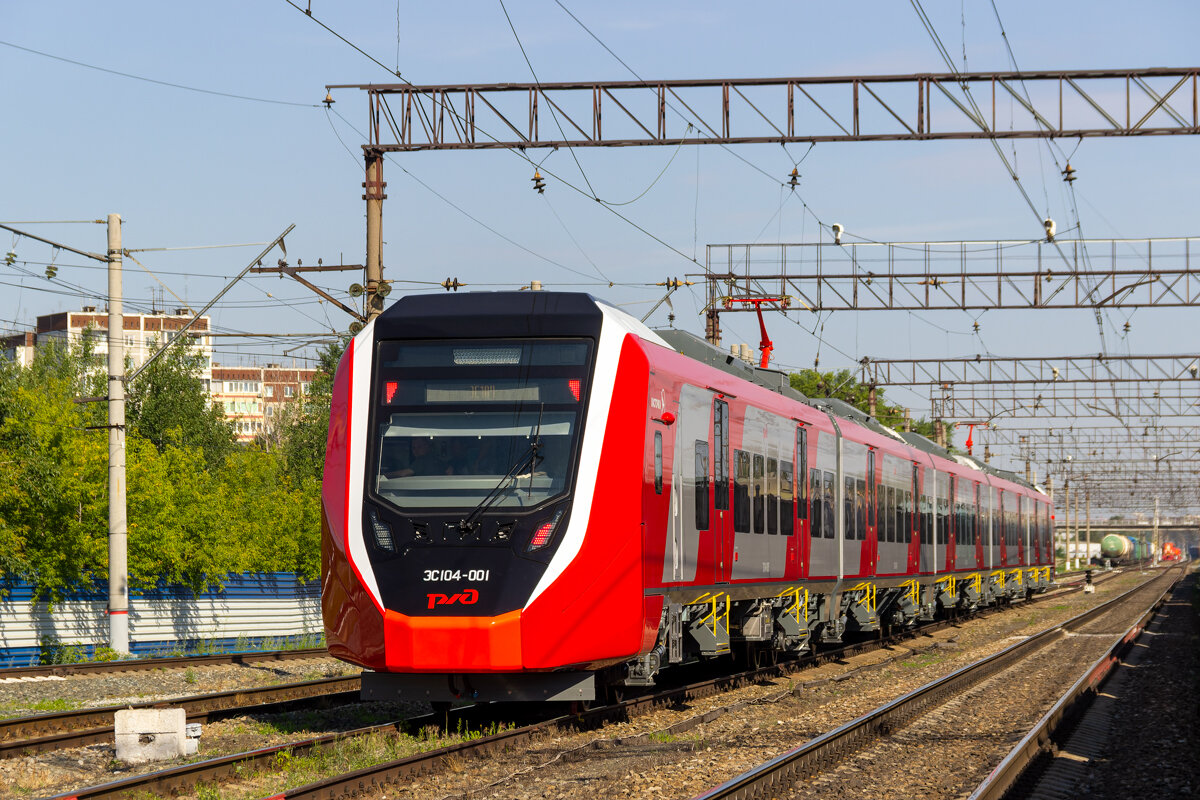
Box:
left=211, top=364, right=315, bottom=443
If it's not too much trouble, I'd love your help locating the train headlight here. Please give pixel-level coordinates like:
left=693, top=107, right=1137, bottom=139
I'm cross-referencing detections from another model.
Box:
left=367, top=508, right=395, bottom=552
left=527, top=508, right=565, bottom=551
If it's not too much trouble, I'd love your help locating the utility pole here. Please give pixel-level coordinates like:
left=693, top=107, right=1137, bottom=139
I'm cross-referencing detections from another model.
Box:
left=106, top=213, right=128, bottom=654
left=1085, top=491, right=1091, bottom=568
left=364, top=152, right=386, bottom=321
left=1153, top=495, right=1160, bottom=566
left=1074, top=489, right=1081, bottom=570
left=1065, top=482, right=1075, bottom=568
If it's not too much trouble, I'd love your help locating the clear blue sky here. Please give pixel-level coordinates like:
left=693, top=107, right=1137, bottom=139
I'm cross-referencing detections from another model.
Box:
left=2, top=0, right=1197, bottom=468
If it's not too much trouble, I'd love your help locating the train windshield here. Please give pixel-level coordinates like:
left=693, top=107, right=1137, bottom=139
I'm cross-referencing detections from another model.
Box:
left=371, top=339, right=593, bottom=511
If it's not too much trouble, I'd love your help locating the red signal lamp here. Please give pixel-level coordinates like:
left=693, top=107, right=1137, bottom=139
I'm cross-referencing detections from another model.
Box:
left=659, top=411, right=676, bottom=425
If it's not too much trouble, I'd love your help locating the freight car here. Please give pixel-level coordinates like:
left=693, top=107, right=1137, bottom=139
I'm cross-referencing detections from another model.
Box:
left=321, top=292, right=1054, bottom=703
left=1099, top=533, right=1151, bottom=565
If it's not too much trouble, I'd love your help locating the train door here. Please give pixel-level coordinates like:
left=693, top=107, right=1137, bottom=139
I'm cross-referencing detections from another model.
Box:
left=712, top=397, right=731, bottom=584
left=988, top=485, right=1001, bottom=568
left=794, top=425, right=809, bottom=576
left=731, top=406, right=788, bottom=581
left=876, top=454, right=907, bottom=575
left=867, top=449, right=877, bottom=575
left=663, top=385, right=711, bottom=584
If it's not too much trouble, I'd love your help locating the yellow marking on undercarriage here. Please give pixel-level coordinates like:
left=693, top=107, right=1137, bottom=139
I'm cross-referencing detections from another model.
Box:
left=899, top=579, right=920, bottom=606
left=848, top=581, right=877, bottom=613
left=935, top=574, right=956, bottom=597
left=1008, top=568, right=1023, bottom=587
left=776, top=585, right=810, bottom=624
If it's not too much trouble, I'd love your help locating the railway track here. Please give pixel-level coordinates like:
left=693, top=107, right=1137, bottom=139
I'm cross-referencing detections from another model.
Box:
left=690, top=564, right=1184, bottom=800
left=1, top=675, right=359, bottom=757
left=0, top=647, right=329, bottom=680
left=34, top=565, right=1142, bottom=800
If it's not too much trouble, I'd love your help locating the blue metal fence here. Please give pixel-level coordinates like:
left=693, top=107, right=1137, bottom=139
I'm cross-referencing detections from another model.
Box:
left=0, top=573, right=322, bottom=667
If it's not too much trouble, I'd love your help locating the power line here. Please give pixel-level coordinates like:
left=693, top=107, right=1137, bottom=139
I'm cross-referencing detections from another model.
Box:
left=0, top=39, right=319, bottom=108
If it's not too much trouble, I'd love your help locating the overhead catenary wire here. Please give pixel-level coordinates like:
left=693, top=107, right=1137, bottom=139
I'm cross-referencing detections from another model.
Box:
left=0, top=39, right=319, bottom=108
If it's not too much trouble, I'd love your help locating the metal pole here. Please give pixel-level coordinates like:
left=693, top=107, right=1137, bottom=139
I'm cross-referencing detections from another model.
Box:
left=1085, top=491, right=1091, bottom=568
left=106, top=214, right=128, bottom=654
left=1153, top=495, right=1160, bottom=566
left=1065, top=482, right=1075, bottom=568
left=1073, top=487, right=1080, bottom=570
left=364, top=151, right=386, bottom=321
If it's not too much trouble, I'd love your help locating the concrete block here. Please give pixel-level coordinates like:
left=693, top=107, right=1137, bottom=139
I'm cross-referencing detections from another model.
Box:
left=114, top=708, right=188, bottom=764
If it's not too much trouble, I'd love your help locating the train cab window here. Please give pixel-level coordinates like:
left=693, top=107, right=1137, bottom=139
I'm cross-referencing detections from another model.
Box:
left=654, top=432, right=663, bottom=494
left=796, top=428, right=808, bottom=520
left=753, top=454, right=765, bottom=534
left=714, top=400, right=730, bottom=511
left=371, top=338, right=590, bottom=512
left=780, top=460, right=794, bottom=535
left=734, top=450, right=751, bottom=533
left=694, top=440, right=710, bottom=531
left=766, top=457, right=779, bottom=535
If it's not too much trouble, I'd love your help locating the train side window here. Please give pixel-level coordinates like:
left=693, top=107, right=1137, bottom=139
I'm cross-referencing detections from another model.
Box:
left=903, top=489, right=913, bottom=544
left=780, top=460, right=794, bottom=535
left=881, top=485, right=891, bottom=542
left=753, top=454, right=765, bottom=534
left=822, top=470, right=836, bottom=539
left=843, top=476, right=854, bottom=543
left=857, top=478, right=868, bottom=540
left=796, top=427, right=808, bottom=520
left=694, top=440, right=710, bottom=531
left=713, top=400, right=730, bottom=511
left=654, top=432, right=663, bottom=495
left=766, top=457, right=779, bottom=535
left=809, top=469, right=822, bottom=537
left=733, top=449, right=750, bottom=533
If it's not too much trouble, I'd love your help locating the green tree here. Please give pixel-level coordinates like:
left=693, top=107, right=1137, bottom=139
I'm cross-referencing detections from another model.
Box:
left=0, top=340, right=108, bottom=599
left=789, top=368, right=953, bottom=448
left=125, top=337, right=235, bottom=467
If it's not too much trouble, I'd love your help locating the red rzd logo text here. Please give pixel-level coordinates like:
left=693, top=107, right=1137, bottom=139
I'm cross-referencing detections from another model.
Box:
left=426, top=589, right=479, bottom=609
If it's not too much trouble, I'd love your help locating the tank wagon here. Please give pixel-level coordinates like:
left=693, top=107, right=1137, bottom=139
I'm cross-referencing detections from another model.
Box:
left=321, top=292, right=1054, bottom=703
left=1099, top=533, right=1150, bottom=565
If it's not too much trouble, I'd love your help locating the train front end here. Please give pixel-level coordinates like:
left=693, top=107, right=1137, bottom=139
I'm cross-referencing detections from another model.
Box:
left=321, top=292, right=658, bottom=703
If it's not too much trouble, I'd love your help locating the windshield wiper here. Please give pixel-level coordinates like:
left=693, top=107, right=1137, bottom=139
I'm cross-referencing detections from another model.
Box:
left=458, top=406, right=543, bottom=533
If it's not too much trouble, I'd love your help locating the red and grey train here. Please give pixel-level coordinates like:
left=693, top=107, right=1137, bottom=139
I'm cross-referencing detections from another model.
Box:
left=321, top=292, right=1055, bottom=702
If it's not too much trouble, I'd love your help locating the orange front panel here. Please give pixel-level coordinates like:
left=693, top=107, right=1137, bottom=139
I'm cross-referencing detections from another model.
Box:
left=384, top=610, right=523, bottom=672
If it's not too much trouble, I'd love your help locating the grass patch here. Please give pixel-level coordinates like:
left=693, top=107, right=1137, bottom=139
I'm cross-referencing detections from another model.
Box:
left=900, top=652, right=945, bottom=669
left=29, top=697, right=82, bottom=712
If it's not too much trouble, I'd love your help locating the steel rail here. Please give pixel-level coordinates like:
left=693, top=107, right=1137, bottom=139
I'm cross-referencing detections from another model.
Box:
left=966, top=569, right=1189, bottom=799
left=35, top=570, right=1113, bottom=800
left=1, top=676, right=359, bottom=758
left=0, top=647, right=329, bottom=680
left=690, top=565, right=1183, bottom=800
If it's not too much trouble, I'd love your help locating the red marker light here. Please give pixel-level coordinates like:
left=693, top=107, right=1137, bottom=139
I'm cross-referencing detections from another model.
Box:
left=385, top=381, right=398, bottom=403
left=567, top=379, right=581, bottom=401
left=529, top=522, right=555, bottom=549
left=660, top=411, right=676, bottom=425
